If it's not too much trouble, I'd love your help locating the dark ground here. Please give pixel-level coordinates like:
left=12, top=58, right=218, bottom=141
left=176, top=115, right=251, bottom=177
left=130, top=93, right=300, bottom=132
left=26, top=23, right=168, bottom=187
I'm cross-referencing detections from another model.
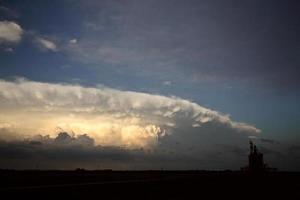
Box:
left=0, top=170, right=299, bottom=199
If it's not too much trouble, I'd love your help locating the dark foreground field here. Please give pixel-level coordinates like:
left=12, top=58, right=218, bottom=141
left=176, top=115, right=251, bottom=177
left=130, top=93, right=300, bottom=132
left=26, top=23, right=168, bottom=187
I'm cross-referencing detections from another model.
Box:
left=0, top=170, right=299, bottom=199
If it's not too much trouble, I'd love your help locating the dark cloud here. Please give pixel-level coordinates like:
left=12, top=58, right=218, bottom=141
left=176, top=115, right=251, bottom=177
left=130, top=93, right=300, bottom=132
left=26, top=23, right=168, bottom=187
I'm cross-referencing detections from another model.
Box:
left=0, top=6, right=19, bottom=20
left=0, top=129, right=249, bottom=170
left=66, top=0, right=300, bottom=90
left=260, top=138, right=278, bottom=145
left=54, top=132, right=73, bottom=143
left=31, top=132, right=95, bottom=147
left=0, top=130, right=300, bottom=171
left=288, top=145, right=300, bottom=154
left=0, top=132, right=205, bottom=170
left=221, top=145, right=248, bottom=157
left=259, top=146, right=283, bottom=158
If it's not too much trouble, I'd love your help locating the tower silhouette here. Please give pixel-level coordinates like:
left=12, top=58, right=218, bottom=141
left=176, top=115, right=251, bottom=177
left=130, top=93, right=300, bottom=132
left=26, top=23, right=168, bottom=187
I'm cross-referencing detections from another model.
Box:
left=248, top=141, right=265, bottom=172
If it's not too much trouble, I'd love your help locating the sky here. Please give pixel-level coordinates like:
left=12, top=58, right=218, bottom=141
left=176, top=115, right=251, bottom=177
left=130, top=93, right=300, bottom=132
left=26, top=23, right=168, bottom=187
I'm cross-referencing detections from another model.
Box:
left=0, top=0, right=299, bottom=170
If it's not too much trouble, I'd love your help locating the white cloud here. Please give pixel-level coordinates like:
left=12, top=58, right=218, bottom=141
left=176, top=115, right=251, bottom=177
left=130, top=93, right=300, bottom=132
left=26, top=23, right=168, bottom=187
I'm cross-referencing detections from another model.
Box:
left=0, top=21, right=58, bottom=52
left=163, top=81, right=172, bottom=86
left=35, top=37, right=58, bottom=51
left=0, top=79, right=260, bottom=149
left=0, top=21, right=23, bottom=43
left=69, top=38, right=77, bottom=44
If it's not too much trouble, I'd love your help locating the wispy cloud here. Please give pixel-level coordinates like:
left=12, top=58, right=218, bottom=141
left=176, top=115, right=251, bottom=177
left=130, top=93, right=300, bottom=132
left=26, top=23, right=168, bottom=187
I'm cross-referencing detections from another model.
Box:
left=35, top=37, right=58, bottom=52
left=69, top=38, right=77, bottom=44
left=162, top=81, right=172, bottom=86
left=0, top=20, right=60, bottom=53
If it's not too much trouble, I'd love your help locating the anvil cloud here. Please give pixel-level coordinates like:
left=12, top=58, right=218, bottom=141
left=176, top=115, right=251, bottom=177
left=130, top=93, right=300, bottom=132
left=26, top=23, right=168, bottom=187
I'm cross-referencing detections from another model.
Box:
left=0, top=79, right=260, bottom=149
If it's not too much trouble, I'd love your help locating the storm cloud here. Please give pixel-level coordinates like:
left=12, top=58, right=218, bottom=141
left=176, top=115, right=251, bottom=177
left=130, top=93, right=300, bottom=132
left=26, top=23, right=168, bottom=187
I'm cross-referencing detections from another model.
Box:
left=0, top=131, right=299, bottom=171
left=0, top=78, right=264, bottom=169
left=0, top=79, right=299, bottom=170
left=0, top=78, right=260, bottom=146
left=0, top=0, right=298, bottom=171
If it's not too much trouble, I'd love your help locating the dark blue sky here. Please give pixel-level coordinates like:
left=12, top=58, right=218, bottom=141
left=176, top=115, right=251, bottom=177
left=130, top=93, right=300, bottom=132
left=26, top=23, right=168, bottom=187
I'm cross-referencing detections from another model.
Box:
left=0, top=0, right=299, bottom=142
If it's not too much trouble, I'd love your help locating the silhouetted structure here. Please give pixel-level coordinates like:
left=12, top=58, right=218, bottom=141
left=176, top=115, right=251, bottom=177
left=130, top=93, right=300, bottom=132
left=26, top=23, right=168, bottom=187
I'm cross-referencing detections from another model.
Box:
left=241, top=141, right=277, bottom=173
left=248, top=141, right=265, bottom=172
